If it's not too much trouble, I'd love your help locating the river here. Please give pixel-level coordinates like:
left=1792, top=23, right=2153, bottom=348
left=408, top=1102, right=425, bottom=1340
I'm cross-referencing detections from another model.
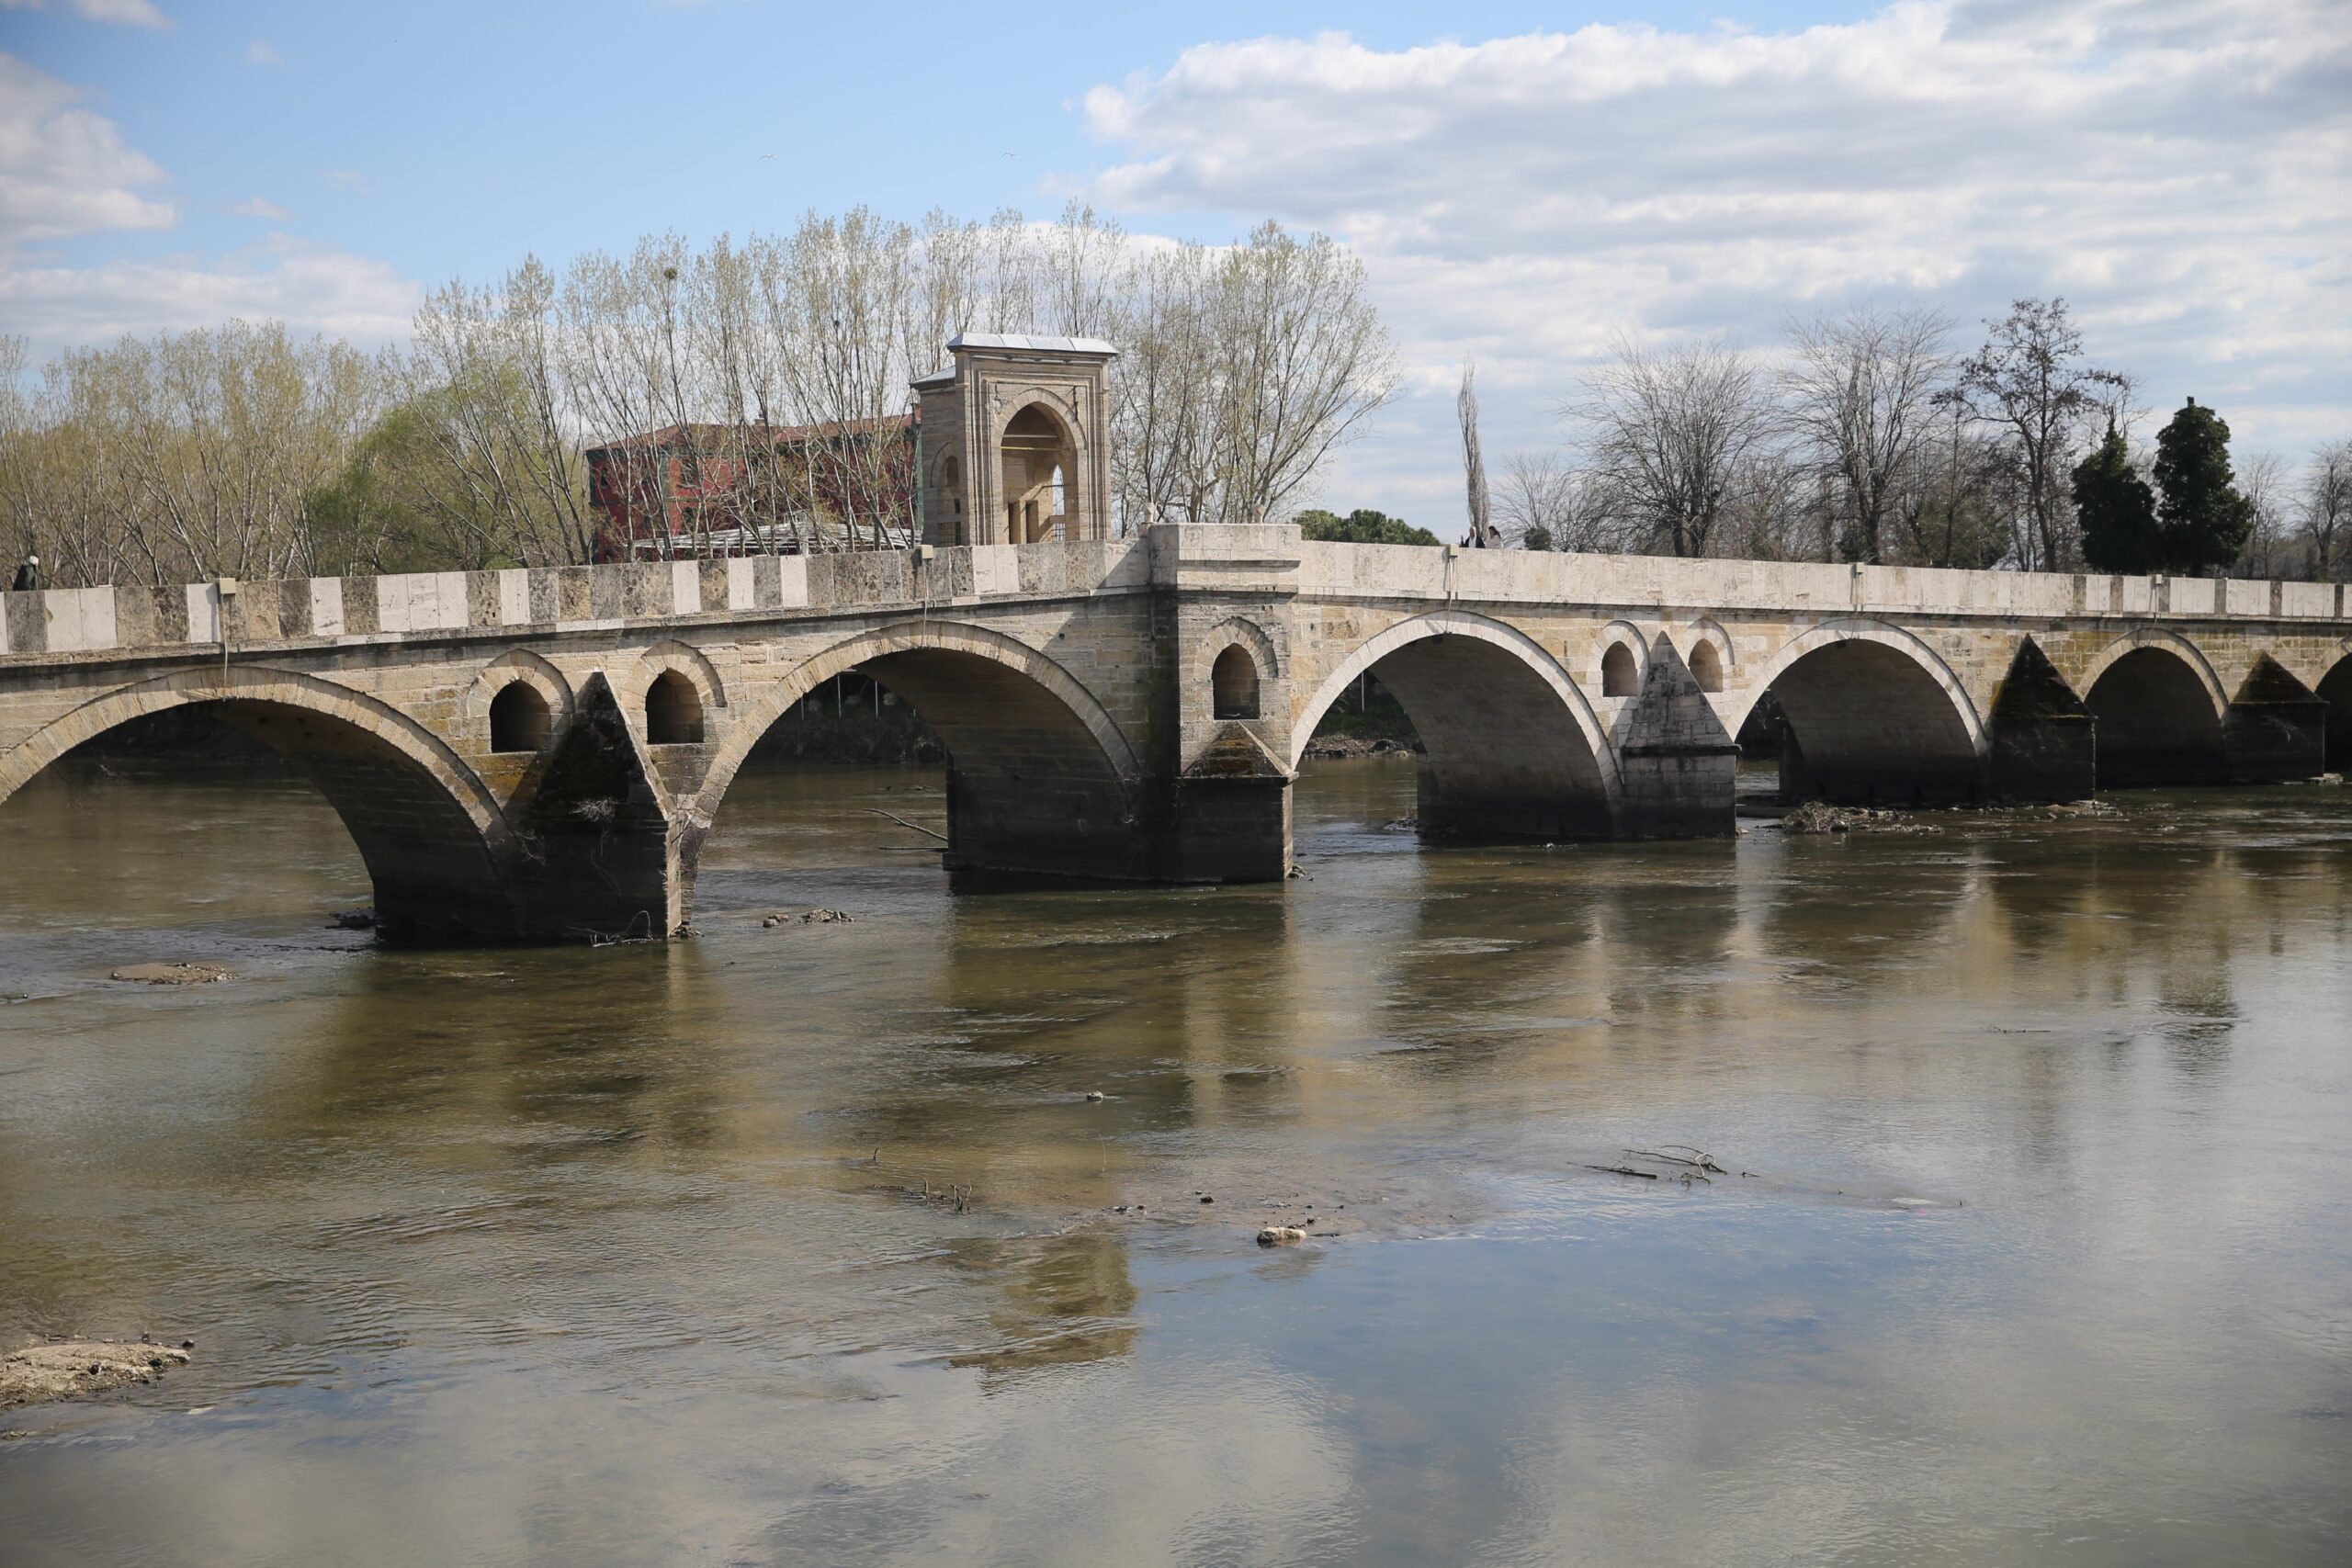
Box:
left=3, top=756, right=2348, bottom=1564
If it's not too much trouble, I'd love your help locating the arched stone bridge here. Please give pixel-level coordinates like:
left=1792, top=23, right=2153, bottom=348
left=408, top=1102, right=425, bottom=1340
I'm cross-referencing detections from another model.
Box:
left=5, top=525, right=2348, bottom=942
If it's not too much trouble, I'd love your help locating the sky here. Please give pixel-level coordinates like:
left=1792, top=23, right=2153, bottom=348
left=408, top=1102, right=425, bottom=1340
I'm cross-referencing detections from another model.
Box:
left=4, top=0, right=2348, bottom=520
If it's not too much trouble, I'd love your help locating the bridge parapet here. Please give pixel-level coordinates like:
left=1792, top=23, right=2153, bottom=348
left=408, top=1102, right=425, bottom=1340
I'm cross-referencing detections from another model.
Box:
left=10, top=531, right=2352, bottom=665
left=0, top=536, right=1154, bottom=662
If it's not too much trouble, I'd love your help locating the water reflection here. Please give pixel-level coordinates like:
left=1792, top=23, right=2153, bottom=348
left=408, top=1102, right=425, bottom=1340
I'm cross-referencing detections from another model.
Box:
left=3, top=758, right=2350, bottom=1564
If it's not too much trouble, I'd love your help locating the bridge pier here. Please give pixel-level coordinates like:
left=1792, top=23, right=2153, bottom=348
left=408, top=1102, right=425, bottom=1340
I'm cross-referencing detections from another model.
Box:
left=2221, top=657, right=2328, bottom=783
left=1985, top=640, right=2098, bottom=802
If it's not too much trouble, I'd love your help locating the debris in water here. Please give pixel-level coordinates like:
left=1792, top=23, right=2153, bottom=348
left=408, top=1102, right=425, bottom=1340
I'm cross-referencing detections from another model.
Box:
left=1257, top=1226, right=1306, bottom=1246
left=3, top=1339, right=190, bottom=1408
left=109, top=963, right=230, bottom=986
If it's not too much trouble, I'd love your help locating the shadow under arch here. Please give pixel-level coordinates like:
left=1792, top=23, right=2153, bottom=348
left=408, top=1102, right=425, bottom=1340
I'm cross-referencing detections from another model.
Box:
left=1291, top=610, right=1620, bottom=840
left=2081, top=634, right=2228, bottom=787
left=2321, top=646, right=2352, bottom=773
left=0, top=665, right=512, bottom=941
left=696, top=620, right=1148, bottom=886
left=1733, top=619, right=1987, bottom=805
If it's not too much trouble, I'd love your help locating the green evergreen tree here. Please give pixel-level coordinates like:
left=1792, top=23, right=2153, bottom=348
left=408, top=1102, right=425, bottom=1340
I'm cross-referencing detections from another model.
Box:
left=2073, top=421, right=2159, bottom=573
left=2153, top=397, right=2254, bottom=573
left=1293, top=508, right=1440, bottom=546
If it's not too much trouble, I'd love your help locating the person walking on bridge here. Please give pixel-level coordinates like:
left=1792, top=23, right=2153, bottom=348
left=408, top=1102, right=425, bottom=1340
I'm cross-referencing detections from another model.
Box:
left=10, top=554, right=37, bottom=592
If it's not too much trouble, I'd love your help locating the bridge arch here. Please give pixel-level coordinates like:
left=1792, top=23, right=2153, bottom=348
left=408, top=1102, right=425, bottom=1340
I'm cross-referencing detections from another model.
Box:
left=0, top=665, right=512, bottom=941
left=2080, top=630, right=2229, bottom=787
left=1293, top=610, right=1619, bottom=840
left=2319, top=643, right=2352, bottom=773
left=696, top=619, right=1148, bottom=884
left=1735, top=619, right=1986, bottom=804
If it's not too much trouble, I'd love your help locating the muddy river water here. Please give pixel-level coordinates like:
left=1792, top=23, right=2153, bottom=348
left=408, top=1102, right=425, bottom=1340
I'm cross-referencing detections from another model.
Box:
left=2, top=757, right=2348, bottom=1565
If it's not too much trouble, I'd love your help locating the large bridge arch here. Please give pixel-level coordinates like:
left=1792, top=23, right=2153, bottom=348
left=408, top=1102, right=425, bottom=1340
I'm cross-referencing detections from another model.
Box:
left=2320, top=644, right=2352, bottom=773
left=696, top=619, right=1148, bottom=886
left=1293, top=610, right=1620, bottom=840
left=1734, top=619, right=1988, bottom=804
left=2079, top=631, right=2229, bottom=787
left=0, top=665, right=514, bottom=942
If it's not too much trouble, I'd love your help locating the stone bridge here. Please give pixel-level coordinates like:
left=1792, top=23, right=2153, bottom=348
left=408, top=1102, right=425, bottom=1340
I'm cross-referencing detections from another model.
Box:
left=4, top=525, right=2348, bottom=942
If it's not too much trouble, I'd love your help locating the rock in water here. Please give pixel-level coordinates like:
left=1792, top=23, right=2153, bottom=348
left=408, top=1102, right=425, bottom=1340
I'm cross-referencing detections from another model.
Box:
left=2, top=1340, right=190, bottom=1407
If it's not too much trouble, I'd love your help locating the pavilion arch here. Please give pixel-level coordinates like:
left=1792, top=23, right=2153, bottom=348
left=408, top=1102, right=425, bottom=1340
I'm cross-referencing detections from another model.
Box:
left=2080, top=632, right=2230, bottom=788
left=0, top=664, right=512, bottom=941
left=693, top=619, right=1148, bottom=884
left=1292, top=609, right=1620, bottom=840
left=1734, top=619, right=1987, bottom=805
left=997, top=399, right=1080, bottom=544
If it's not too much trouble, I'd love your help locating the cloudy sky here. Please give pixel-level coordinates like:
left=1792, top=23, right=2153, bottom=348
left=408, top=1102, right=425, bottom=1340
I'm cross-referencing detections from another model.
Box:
left=4, top=0, right=2347, bottom=517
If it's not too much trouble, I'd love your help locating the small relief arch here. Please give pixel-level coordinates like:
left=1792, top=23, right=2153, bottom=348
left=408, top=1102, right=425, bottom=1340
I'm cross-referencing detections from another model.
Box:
left=636, top=639, right=725, bottom=747
left=1686, top=621, right=1732, bottom=694
left=469, top=649, right=571, bottom=756
left=490, top=682, right=551, bottom=752
left=646, top=671, right=704, bottom=745
left=1601, top=643, right=1639, bottom=696
left=1594, top=622, right=1648, bottom=697
left=1212, top=644, right=1261, bottom=719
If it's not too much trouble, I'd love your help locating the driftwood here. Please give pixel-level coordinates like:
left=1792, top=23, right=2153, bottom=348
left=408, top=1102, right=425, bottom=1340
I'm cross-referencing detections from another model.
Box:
left=868, top=807, right=947, bottom=842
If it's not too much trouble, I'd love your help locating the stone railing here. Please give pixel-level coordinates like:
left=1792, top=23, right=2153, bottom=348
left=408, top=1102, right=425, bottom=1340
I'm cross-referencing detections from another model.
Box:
left=0, top=537, right=1153, bottom=660
left=6, top=525, right=2346, bottom=660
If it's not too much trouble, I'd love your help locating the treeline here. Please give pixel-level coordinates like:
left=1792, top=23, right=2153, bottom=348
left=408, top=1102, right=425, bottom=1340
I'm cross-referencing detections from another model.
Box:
left=1504, top=299, right=2349, bottom=580
left=0, top=206, right=1397, bottom=588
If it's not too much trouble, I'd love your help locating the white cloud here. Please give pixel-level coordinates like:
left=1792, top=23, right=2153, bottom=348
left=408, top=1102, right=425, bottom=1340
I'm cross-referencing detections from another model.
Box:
left=0, top=0, right=171, bottom=27
left=0, top=235, right=420, bottom=354
left=0, top=53, right=175, bottom=245
left=320, top=168, right=367, bottom=192
left=1080, top=0, right=2352, bottom=507
left=0, top=56, right=418, bottom=358
left=246, top=39, right=281, bottom=65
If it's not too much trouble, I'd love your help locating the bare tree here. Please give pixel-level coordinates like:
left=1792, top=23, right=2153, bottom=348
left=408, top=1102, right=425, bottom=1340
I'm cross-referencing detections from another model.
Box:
left=1209, top=223, right=1399, bottom=524
left=2305, top=439, right=2350, bottom=581
left=1495, top=450, right=1594, bottom=551
left=1942, top=298, right=2125, bottom=571
left=1781, top=306, right=1951, bottom=563
left=1569, top=333, right=1770, bottom=558
left=2233, top=452, right=2293, bottom=580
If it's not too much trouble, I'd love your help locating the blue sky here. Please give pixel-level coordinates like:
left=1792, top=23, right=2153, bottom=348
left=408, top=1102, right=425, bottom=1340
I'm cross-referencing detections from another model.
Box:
left=5, top=0, right=2347, bottom=516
